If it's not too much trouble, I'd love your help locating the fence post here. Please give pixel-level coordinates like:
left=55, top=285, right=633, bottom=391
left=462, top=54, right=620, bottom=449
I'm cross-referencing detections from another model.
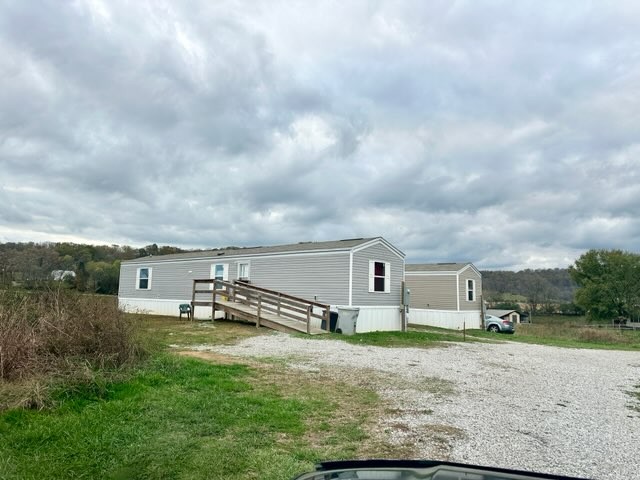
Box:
left=191, top=280, right=196, bottom=321
left=277, top=293, right=281, bottom=316
left=256, top=293, right=261, bottom=328
left=306, top=305, right=311, bottom=334
left=211, top=279, right=216, bottom=323
left=324, top=307, right=330, bottom=333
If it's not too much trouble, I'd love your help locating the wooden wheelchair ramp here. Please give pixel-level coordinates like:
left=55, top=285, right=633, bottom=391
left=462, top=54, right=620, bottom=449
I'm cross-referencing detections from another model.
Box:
left=190, top=279, right=331, bottom=335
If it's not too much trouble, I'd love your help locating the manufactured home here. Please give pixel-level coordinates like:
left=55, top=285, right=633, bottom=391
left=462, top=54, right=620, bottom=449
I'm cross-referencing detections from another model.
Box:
left=118, top=237, right=405, bottom=333
left=406, top=263, right=483, bottom=330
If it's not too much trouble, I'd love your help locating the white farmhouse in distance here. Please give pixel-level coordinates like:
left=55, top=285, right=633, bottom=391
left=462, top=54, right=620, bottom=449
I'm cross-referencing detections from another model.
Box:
left=51, top=270, right=76, bottom=281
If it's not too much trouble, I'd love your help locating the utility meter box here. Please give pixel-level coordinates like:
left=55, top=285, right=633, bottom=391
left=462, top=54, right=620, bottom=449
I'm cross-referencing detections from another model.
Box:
left=402, top=287, right=411, bottom=310
left=336, top=307, right=360, bottom=335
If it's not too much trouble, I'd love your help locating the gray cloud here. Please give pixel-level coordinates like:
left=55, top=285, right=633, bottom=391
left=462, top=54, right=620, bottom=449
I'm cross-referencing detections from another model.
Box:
left=1, top=0, right=639, bottom=269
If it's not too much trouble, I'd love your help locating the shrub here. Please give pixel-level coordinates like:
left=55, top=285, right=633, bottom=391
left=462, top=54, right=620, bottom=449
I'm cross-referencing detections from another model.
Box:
left=0, top=288, right=145, bottom=382
left=576, top=328, right=628, bottom=344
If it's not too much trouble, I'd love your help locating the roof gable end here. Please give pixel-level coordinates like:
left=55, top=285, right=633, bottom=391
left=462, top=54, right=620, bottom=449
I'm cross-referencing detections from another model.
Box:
left=352, top=237, right=405, bottom=259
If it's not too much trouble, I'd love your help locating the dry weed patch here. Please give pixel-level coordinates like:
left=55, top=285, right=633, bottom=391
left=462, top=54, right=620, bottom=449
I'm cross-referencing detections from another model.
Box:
left=0, top=289, right=146, bottom=410
left=0, top=289, right=143, bottom=381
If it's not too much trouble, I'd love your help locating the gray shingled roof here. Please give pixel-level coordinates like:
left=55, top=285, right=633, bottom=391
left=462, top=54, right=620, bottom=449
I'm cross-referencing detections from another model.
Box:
left=487, top=309, right=518, bottom=317
left=405, top=263, right=471, bottom=272
left=123, top=237, right=379, bottom=263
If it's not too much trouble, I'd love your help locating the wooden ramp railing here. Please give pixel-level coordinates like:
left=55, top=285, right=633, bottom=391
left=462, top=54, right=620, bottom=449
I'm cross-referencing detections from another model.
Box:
left=190, top=279, right=331, bottom=335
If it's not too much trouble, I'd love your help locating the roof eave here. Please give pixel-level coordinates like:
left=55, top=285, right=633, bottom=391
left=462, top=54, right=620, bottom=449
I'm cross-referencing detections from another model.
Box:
left=121, top=245, right=358, bottom=265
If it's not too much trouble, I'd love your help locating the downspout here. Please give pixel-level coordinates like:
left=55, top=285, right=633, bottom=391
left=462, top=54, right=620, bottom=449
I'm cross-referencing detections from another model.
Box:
left=348, top=251, right=353, bottom=306
left=402, top=257, right=407, bottom=332
left=456, top=272, right=460, bottom=311
left=480, top=273, right=485, bottom=329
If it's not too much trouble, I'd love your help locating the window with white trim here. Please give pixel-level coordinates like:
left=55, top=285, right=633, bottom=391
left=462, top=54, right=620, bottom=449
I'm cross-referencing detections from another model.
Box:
left=368, top=260, right=390, bottom=293
left=237, top=262, right=250, bottom=280
left=136, top=267, right=151, bottom=290
left=467, top=279, right=475, bottom=301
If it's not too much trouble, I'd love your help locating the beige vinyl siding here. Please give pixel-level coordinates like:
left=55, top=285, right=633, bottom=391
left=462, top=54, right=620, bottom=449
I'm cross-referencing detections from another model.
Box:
left=352, top=243, right=402, bottom=306
left=119, top=252, right=349, bottom=306
left=459, top=268, right=482, bottom=311
left=406, top=274, right=458, bottom=310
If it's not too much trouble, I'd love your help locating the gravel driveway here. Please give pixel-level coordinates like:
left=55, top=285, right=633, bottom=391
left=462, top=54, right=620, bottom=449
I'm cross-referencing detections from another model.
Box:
left=193, top=334, right=639, bottom=480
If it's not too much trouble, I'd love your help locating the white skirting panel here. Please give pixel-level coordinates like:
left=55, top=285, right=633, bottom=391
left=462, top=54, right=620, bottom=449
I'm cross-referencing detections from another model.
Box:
left=351, top=305, right=402, bottom=333
left=408, top=308, right=482, bottom=330
left=118, top=297, right=224, bottom=319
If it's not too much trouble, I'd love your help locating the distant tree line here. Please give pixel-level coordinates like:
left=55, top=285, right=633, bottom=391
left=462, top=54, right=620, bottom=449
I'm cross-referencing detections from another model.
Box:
left=0, top=242, right=188, bottom=294
left=482, top=268, right=578, bottom=304
left=481, top=268, right=582, bottom=315
left=483, top=250, right=640, bottom=322
left=0, top=242, right=251, bottom=295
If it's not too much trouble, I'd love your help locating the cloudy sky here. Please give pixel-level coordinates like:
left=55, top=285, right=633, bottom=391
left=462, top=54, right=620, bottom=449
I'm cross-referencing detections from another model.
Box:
left=1, top=1, right=639, bottom=269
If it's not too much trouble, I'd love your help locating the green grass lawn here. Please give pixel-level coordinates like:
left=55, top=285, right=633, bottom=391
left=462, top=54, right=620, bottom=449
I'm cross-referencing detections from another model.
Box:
left=0, top=316, right=396, bottom=480
left=307, top=329, right=481, bottom=348
left=140, top=315, right=264, bottom=348
left=469, top=322, right=640, bottom=351
left=304, top=317, right=640, bottom=351
left=147, top=313, right=480, bottom=350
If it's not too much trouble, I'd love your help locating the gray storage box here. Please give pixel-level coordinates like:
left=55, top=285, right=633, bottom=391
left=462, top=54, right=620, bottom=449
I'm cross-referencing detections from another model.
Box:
left=336, top=307, right=360, bottom=335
